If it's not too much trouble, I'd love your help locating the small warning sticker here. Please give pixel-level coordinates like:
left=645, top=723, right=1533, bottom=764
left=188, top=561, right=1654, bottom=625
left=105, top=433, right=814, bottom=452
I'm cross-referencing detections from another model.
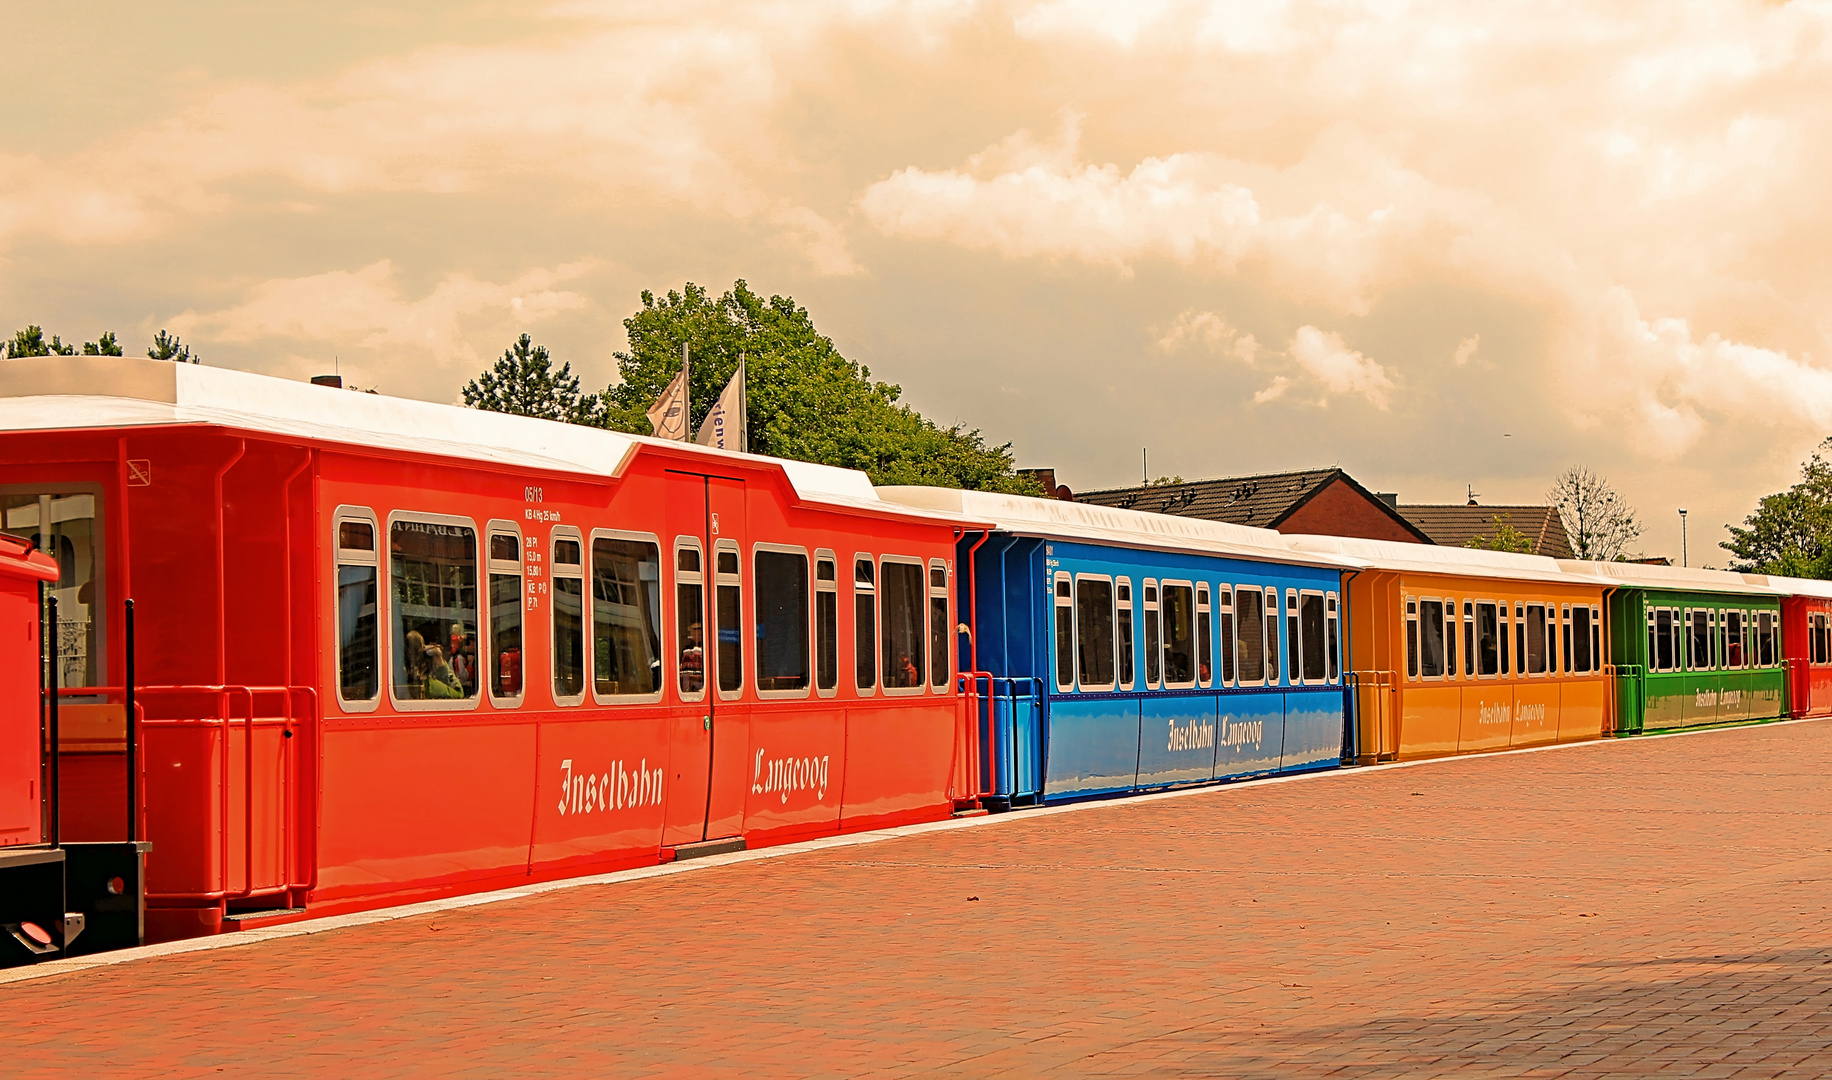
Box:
left=126, top=459, right=151, bottom=487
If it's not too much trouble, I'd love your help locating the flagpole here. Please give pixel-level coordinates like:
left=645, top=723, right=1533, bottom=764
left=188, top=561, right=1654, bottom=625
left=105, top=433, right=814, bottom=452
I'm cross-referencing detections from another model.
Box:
left=681, top=341, right=690, bottom=442
left=738, top=352, right=747, bottom=454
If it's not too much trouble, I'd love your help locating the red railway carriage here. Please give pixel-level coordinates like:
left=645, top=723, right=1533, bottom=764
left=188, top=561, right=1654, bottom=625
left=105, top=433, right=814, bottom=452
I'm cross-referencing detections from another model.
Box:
left=1, top=534, right=57, bottom=851
left=1746, top=575, right=1832, bottom=718
left=0, top=357, right=982, bottom=942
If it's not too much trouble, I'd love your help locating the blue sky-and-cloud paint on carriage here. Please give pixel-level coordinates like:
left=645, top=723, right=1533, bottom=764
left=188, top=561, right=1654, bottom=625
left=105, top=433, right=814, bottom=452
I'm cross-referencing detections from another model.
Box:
left=876, top=488, right=1361, bottom=806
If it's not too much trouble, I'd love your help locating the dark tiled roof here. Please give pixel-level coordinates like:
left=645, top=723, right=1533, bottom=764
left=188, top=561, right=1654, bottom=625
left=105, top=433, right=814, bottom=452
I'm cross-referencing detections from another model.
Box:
left=1397, top=504, right=1575, bottom=559
left=1076, top=468, right=1431, bottom=542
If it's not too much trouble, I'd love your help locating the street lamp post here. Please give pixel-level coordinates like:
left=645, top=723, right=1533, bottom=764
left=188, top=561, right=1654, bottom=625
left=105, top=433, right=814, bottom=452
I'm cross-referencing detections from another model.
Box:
left=1679, top=508, right=1688, bottom=568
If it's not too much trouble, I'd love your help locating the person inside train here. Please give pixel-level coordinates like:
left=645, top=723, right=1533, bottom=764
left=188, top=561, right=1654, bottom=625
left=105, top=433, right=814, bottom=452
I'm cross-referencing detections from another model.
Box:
left=423, top=643, right=464, bottom=699
left=681, top=621, right=705, bottom=692
left=404, top=630, right=428, bottom=699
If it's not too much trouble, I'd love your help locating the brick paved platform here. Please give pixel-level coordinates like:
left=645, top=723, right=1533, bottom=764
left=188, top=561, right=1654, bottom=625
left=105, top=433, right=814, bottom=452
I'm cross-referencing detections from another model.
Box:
left=9, top=721, right=1832, bottom=1078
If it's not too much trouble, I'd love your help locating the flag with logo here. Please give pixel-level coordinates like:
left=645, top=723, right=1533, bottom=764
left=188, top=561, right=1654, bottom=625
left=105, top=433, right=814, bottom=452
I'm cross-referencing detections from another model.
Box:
left=645, top=349, right=691, bottom=441
left=695, top=356, right=747, bottom=452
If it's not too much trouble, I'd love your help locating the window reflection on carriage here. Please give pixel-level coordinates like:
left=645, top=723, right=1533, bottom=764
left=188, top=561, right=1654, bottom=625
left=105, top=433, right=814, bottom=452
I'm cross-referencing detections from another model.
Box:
left=390, top=519, right=479, bottom=701
left=592, top=537, right=662, bottom=696
left=2, top=491, right=104, bottom=691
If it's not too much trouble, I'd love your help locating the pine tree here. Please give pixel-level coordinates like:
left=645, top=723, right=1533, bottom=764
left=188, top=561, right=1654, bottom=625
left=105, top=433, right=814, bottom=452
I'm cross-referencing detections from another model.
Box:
left=462, top=334, right=604, bottom=424
left=148, top=329, right=198, bottom=363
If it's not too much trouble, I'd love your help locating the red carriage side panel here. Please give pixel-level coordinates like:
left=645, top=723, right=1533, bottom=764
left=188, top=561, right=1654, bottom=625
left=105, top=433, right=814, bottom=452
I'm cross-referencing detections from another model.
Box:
left=0, top=537, right=57, bottom=848
left=1783, top=596, right=1832, bottom=718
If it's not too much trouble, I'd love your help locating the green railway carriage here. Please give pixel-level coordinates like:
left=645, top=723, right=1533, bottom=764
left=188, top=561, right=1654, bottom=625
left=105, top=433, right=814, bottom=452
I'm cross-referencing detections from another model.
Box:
left=1567, top=562, right=1786, bottom=735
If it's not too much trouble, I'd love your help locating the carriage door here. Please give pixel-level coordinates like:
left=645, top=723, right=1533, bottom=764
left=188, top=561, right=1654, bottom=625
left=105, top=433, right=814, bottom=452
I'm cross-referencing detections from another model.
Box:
left=661, top=472, right=749, bottom=848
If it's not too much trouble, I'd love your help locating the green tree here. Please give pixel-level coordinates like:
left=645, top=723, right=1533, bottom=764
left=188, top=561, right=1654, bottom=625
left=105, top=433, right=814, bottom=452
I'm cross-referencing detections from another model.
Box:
left=148, top=329, right=197, bottom=363
left=83, top=331, right=123, bottom=356
left=1722, top=438, right=1832, bottom=577
left=1464, top=513, right=1536, bottom=554
left=463, top=334, right=604, bottom=424
left=601, top=280, right=1038, bottom=493
left=7, top=325, right=76, bottom=357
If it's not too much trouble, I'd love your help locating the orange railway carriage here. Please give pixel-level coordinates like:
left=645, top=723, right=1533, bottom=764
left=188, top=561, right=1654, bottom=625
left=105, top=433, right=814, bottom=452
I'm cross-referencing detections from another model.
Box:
left=1289, top=537, right=1610, bottom=762
left=0, top=358, right=982, bottom=942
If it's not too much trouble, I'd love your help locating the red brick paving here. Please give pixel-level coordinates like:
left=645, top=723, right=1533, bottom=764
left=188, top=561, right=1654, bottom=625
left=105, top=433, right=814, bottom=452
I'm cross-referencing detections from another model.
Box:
left=9, top=721, right=1832, bottom=1078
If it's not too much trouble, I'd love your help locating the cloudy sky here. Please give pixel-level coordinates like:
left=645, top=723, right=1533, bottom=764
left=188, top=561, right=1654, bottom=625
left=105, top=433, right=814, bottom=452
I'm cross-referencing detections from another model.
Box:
left=8, top=0, right=1832, bottom=562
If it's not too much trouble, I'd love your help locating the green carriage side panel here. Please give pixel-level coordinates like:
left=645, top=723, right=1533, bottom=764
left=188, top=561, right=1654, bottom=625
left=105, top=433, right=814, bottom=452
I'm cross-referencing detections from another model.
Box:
left=1612, top=584, right=1785, bottom=734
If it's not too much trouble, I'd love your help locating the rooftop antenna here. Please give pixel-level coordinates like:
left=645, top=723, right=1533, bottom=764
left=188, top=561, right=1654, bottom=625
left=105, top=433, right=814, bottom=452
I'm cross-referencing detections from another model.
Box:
left=1467, top=484, right=1479, bottom=507
left=1142, top=448, right=1148, bottom=485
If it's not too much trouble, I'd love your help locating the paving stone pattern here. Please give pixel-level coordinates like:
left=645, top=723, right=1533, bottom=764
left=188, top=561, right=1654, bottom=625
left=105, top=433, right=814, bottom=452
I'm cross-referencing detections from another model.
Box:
left=10, top=721, right=1832, bottom=1078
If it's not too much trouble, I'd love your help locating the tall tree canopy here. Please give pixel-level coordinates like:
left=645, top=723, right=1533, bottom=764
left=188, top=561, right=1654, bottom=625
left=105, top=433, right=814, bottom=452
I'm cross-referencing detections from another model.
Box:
left=600, top=280, right=1037, bottom=493
left=1723, top=439, right=1832, bottom=577
left=462, top=333, right=604, bottom=424
left=7, top=325, right=126, bottom=357
left=1548, top=465, right=1642, bottom=560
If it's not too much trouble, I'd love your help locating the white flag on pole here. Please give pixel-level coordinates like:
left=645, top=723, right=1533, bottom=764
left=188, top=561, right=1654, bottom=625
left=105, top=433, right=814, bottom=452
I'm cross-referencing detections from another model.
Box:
left=646, top=347, right=691, bottom=441
left=694, top=356, right=746, bottom=452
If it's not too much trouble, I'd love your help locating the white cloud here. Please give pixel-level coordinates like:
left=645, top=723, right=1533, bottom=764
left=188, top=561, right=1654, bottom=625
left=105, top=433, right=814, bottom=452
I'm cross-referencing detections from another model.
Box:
left=1288, top=326, right=1396, bottom=409
left=168, top=259, right=593, bottom=371
left=1252, top=375, right=1292, bottom=404
left=1156, top=309, right=1238, bottom=352
left=1453, top=334, right=1480, bottom=365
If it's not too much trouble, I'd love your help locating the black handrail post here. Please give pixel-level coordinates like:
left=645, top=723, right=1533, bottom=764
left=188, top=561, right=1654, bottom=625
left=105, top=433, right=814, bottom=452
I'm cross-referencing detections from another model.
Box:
left=46, top=595, right=60, bottom=850
left=125, top=598, right=137, bottom=843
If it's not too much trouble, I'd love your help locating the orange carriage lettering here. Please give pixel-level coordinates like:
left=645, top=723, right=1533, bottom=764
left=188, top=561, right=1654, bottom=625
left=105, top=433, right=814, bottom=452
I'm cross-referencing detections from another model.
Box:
left=557, top=757, right=663, bottom=816
left=750, top=748, right=830, bottom=804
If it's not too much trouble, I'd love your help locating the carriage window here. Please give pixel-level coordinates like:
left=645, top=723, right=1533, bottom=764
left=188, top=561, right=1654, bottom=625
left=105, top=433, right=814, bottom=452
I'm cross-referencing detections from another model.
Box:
left=1592, top=606, right=1602, bottom=672
left=1406, top=599, right=1419, bottom=679
left=1283, top=592, right=1298, bottom=684
left=1756, top=611, right=1775, bottom=668
left=815, top=555, right=838, bottom=692
left=4, top=491, right=105, bottom=690
left=1143, top=582, right=1161, bottom=687
left=1510, top=602, right=1524, bottom=676
left=1559, top=605, right=1571, bottom=674
left=1419, top=599, right=1445, bottom=679
left=390, top=518, right=479, bottom=703
left=1077, top=577, right=1116, bottom=690
left=1724, top=610, right=1745, bottom=669
left=882, top=559, right=926, bottom=689
left=1266, top=588, right=1281, bottom=685
left=855, top=558, right=876, bottom=691
left=1653, top=608, right=1674, bottom=671
left=487, top=529, right=524, bottom=702
left=334, top=511, right=379, bottom=704
left=1476, top=602, right=1499, bottom=676
left=716, top=541, right=743, bottom=694
left=1219, top=586, right=1236, bottom=685
left=1689, top=609, right=1712, bottom=670
left=930, top=564, right=950, bottom=689
left=754, top=549, right=810, bottom=692
left=592, top=537, right=662, bottom=698
left=1572, top=604, right=1592, bottom=673
left=1301, top=592, right=1326, bottom=683
left=1163, top=583, right=1196, bottom=687
left=553, top=534, right=585, bottom=700
left=1525, top=603, right=1547, bottom=675
left=1327, top=594, right=1341, bottom=682
left=1116, top=580, right=1135, bottom=690
left=1054, top=575, right=1074, bottom=690
left=1236, top=587, right=1265, bottom=683
left=1196, top=585, right=1213, bottom=687
left=1445, top=598, right=1458, bottom=679
left=677, top=541, right=705, bottom=697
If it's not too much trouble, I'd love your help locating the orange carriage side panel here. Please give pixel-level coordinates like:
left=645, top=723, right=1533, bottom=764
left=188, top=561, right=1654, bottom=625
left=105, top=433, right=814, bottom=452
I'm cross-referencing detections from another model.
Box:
left=741, top=704, right=845, bottom=846
left=0, top=539, right=56, bottom=847
left=1510, top=681, right=1560, bottom=748
left=1782, top=597, right=1832, bottom=718
left=840, top=701, right=957, bottom=833
left=1557, top=679, right=1605, bottom=742
left=1458, top=684, right=1513, bottom=752
left=1398, top=686, right=1460, bottom=758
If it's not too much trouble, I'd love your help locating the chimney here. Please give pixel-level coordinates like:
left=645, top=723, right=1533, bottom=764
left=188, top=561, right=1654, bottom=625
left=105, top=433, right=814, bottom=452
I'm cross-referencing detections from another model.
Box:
left=1018, top=468, right=1060, bottom=498
left=1375, top=492, right=1398, bottom=509
left=311, top=375, right=343, bottom=389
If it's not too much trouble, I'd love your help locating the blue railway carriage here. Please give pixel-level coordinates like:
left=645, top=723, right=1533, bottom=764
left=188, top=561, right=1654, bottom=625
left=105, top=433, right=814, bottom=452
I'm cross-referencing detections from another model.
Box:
left=874, top=488, right=1360, bottom=806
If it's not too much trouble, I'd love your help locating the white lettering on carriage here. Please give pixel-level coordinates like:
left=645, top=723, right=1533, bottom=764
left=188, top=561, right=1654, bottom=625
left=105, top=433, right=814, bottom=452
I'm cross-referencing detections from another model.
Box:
left=1722, top=690, right=1742, bottom=705
left=1218, top=718, right=1264, bottom=749
left=556, top=757, right=663, bottom=816
left=1478, top=701, right=1512, bottom=726
left=1167, top=718, right=1215, bottom=752
left=1696, top=690, right=1719, bottom=707
left=525, top=508, right=562, bottom=523
left=750, top=748, right=831, bottom=804
left=1517, top=703, right=1547, bottom=725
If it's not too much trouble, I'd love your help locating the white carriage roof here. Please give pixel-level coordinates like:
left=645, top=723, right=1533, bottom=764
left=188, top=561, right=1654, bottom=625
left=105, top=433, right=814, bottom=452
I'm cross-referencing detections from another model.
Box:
left=1289, top=534, right=1611, bottom=587
left=1556, top=560, right=1780, bottom=597
left=874, top=486, right=1363, bottom=570
left=0, top=357, right=975, bottom=527
left=1741, top=573, right=1832, bottom=600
